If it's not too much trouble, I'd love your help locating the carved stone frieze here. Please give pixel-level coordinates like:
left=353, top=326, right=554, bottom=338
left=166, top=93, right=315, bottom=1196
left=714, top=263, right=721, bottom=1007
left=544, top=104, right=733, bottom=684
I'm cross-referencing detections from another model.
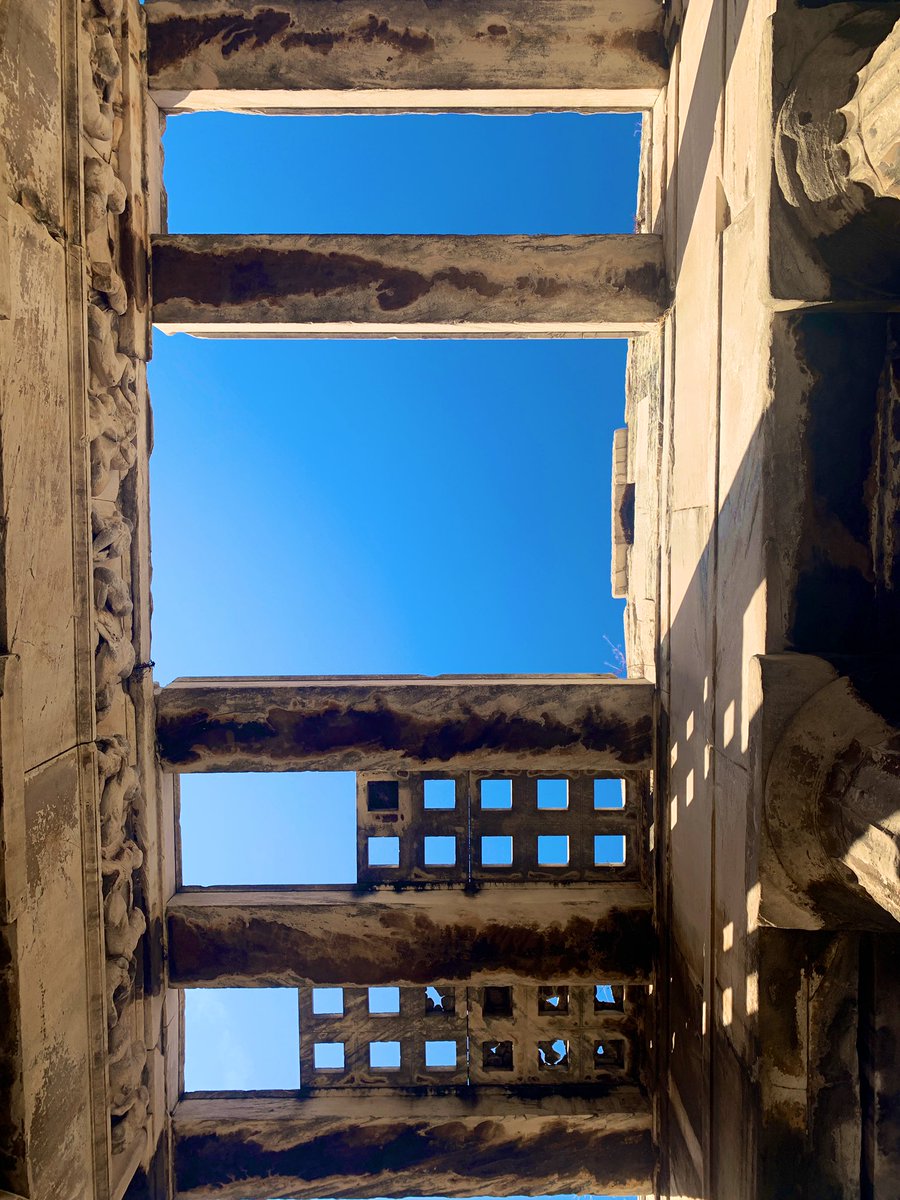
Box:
left=81, top=0, right=153, bottom=1165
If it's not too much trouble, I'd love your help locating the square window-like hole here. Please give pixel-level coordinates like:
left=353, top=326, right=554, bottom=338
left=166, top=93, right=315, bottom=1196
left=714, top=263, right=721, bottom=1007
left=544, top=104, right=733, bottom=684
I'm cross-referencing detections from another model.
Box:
left=424, top=779, right=456, bottom=809
left=425, top=1040, right=457, bottom=1069
left=594, top=834, right=626, bottom=865
left=482, top=1040, right=513, bottom=1070
left=368, top=987, right=400, bottom=1014
left=594, top=1039, right=625, bottom=1069
left=482, top=985, right=513, bottom=1017
left=311, top=987, right=344, bottom=1015
left=594, top=983, right=624, bottom=1011
left=538, top=834, right=569, bottom=865
left=314, top=1042, right=345, bottom=1070
left=538, top=1038, right=570, bottom=1069
left=481, top=835, right=513, bottom=866
left=537, top=779, right=569, bottom=809
left=185, top=988, right=299, bottom=1090
left=369, top=1040, right=401, bottom=1069
left=594, top=778, right=625, bottom=809
left=480, top=779, right=512, bottom=809
left=424, top=835, right=456, bottom=866
left=537, top=986, right=569, bottom=1015
left=368, top=836, right=400, bottom=867
left=425, top=986, right=456, bottom=1014
left=367, top=780, right=399, bottom=811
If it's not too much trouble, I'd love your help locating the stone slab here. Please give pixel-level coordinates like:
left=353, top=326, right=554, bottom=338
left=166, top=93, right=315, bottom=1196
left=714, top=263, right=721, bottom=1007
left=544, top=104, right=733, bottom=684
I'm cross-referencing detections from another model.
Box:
left=151, top=233, right=668, bottom=337
left=166, top=883, right=655, bottom=986
left=172, top=1093, right=654, bottom=1200
left=156, top=675, right=655, bottom=773
left=145, top=0, right=667, bottom=110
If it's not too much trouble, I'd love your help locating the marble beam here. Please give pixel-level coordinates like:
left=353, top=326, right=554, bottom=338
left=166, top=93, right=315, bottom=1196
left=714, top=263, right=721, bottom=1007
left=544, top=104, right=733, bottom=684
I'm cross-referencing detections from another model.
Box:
left=172, top=1093, right=655, bottom=1199
left=145, top=0, right=667, bottom=114
left=166, top=884, right=655, bottom=987
left=150, top=234, right=667, bottom=337
left=156, top=675, right=655, bottom=773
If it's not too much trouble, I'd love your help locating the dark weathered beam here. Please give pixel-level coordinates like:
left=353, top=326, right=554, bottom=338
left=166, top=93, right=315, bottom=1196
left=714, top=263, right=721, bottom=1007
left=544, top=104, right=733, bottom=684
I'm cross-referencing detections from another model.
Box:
left=156, top=675, right=655, bottom=772
left=145, top=0, right=667, bottom=115
left=166, top=884, right=655, bottom=986
left=173, top=1094, right=655, bottom=1199
left=151, top=234, right=667, bottom=337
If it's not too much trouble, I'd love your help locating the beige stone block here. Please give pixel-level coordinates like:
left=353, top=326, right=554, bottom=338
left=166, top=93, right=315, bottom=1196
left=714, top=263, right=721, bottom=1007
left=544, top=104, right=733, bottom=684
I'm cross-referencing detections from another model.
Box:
left=19, top=750, right=101, bottom=1200
left=0, top=0, right=64, bottom=231
left=3, top=206, right=81, bottom=771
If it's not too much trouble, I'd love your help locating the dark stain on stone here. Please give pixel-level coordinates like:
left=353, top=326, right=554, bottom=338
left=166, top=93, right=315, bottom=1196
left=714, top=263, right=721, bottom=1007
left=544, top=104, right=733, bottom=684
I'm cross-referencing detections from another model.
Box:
left=282, top=29, right=346, bottom=54
left=154, top=243, right=519, bottom=314
left=486, top=24, right=508, bottom=36
left=590, top=29, right=668, bottom=69
left=153, top=239, right=666, bottom=322
left=354, top=15, right=435, bottom=54
left=156, top=693, right=653, bottom=769
left=148, top=12, right=292, bottom=75
left=622, top=262, right=668, bottom=306
left=619, top=482, right=636, bottom=545
left=167, top=906, right=655, bottom=986
left=174, top=1117, right=652, bottom=1194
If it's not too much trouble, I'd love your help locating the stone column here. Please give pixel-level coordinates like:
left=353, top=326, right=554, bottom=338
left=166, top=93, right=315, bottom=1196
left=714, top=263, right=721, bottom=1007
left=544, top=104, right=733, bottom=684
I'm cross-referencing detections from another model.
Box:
left=166, top=884, right=654, bottom=987
left=773, top=7, right=900, bottom=302
left=150, top=234, right=667, bottom=337
left=761, top=654, right=900, bottom=929
left=172, top=1093, right=655, bottom=1200
left=156, top=674, right=655, bottom=773
left=145, top=0, right=668, bottom=114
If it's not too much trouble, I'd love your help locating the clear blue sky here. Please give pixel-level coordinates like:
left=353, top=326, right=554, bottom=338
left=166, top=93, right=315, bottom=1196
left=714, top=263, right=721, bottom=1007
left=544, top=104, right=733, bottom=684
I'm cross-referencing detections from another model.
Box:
left=151, top=110, right=639, bottom=1199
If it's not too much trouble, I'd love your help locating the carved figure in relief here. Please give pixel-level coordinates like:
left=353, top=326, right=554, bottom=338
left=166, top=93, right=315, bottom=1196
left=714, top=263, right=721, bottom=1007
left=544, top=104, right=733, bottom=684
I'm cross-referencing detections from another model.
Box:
left=84, top=0, right=152, bottom=1160
left=92, top=507, right=132, bottom=560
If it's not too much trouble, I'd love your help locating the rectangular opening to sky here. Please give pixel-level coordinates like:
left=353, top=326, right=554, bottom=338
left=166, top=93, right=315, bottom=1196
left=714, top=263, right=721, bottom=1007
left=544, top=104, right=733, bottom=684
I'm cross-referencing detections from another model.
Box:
left=154, top=109, right=640, bottom=1200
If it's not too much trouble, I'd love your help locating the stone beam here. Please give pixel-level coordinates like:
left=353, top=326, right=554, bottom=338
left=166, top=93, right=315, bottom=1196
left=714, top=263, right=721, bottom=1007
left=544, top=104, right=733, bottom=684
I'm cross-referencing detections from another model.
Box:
left=145, top=0, right=667, bottom=115
left=150, top=234, right=667, bottom=337
left=172, top=1093, right=655, bottom=1199
left=166, top=884, right=655, bottom=986
left=156, top=675, right=655, bottom=772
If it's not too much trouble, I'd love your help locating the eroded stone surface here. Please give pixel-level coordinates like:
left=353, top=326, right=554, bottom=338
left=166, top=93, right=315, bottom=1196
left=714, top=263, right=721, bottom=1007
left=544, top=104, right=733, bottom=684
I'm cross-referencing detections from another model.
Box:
left=156, top=676, right=656, bottom=772
left=172, top=1095, right=654, bottom=1200
left=166, top=885, right=655, bottom=987
left=144, top=0, right=668, bottom=104
left=150, top=233, right=668, bottom=334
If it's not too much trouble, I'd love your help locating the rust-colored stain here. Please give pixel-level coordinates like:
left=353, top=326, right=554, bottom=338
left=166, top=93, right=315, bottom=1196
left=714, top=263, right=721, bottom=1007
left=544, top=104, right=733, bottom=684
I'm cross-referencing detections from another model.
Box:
left=156, top=697, right=653, bottom=768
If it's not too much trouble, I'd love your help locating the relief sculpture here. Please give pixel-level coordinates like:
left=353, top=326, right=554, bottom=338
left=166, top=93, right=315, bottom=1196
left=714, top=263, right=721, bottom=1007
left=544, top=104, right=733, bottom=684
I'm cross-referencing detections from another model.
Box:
left=82, top=0, right=152, bottom=1160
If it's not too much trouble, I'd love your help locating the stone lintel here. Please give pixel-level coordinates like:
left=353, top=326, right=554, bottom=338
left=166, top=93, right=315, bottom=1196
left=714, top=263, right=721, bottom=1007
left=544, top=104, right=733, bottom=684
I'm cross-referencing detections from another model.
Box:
left=166, top=884, right=655, bottom=986
left=145, top=0, right=667, bottom=114
left=156, top=675, right=655, bottom=773
left=172, top=1093, right=655, bottom=1199
left=150, top=235, right=668, bottom=337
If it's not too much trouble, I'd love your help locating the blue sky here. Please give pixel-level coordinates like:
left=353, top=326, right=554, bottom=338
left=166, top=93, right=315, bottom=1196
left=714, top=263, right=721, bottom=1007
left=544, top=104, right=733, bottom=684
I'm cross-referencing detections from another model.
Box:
left=151, top=110, right=639, bottom=1198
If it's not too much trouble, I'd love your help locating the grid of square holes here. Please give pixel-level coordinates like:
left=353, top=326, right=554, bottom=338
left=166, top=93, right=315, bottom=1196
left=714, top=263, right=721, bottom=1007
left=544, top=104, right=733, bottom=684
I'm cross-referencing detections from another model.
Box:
left=298, top=983, right=633, bottom=1087
left=299, top=984, right=467, bottom=1086
left=357, top=771, right=637, bottom=884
